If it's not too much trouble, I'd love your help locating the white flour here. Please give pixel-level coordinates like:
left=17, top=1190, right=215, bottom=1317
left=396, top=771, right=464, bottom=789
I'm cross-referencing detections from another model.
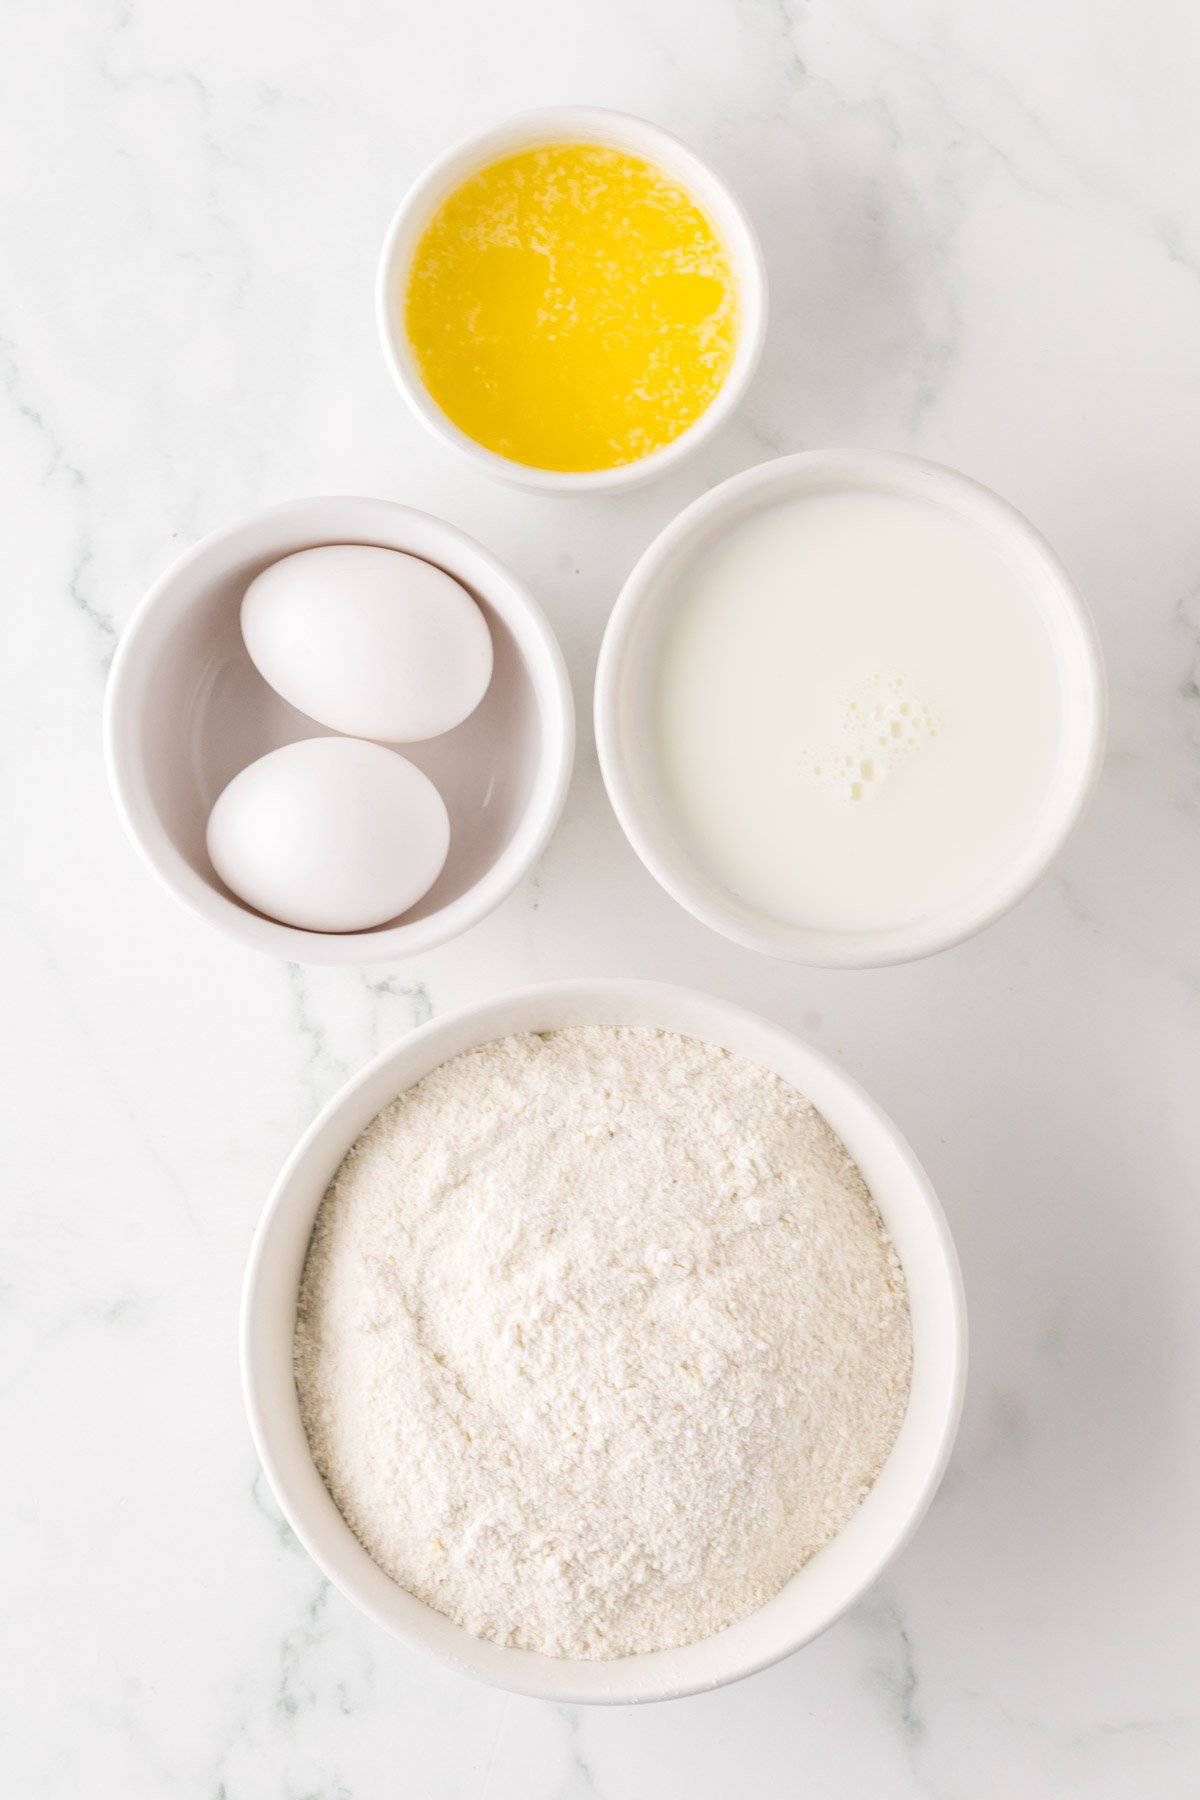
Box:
left=295, top=1027, right=912, bottom=1659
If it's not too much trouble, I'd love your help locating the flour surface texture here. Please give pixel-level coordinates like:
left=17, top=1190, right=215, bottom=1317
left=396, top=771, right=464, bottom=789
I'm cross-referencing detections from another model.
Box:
left=295, top=1028, right=912, bottom=1659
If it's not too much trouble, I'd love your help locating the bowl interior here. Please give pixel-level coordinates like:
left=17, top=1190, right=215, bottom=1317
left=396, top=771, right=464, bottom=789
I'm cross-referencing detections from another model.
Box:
left=242, top=980, right=966, bottom=1705
left=377, top=108, right=767, bottom=490
left=597, top=452, right=1105, bottom=966
left=109, top=499, right=569, bottom=957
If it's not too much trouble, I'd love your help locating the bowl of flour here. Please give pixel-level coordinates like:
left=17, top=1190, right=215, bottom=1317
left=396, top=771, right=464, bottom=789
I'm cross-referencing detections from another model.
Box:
left=242, top=980, right=966, bottom=1703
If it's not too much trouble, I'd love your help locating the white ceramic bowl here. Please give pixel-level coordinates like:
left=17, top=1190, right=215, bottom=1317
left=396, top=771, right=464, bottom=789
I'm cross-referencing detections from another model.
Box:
left=376, top=108, right=768, bottom=493
left=241, top=978, right=966, bottom=1704
left=595, top=451, right=1106, bottom=967
left=104, top=497, right=574, bottom=963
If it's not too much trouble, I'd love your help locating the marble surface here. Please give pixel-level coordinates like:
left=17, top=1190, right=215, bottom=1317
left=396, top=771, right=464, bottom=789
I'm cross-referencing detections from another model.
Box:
left=3, top=0, right=1199, bottom=1792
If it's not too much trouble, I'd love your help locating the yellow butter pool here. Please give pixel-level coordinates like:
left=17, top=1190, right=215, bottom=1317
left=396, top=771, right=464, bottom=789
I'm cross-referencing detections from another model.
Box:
left=404, top=142, right=738, bottom=473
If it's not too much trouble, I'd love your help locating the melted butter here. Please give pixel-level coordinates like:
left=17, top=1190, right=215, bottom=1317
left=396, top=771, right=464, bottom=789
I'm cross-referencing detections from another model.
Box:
left=405, top=142, right=738, bottom=472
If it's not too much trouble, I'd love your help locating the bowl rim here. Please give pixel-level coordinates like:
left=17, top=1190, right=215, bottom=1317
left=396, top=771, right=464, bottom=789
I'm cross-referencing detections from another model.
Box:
left=240, top=976, right=968, bottom=1704
left=102, top=495, right=575, bottom=964
left=375, top=106, right=768, bottom=494
left=594, top=449, right=1108, bottom=967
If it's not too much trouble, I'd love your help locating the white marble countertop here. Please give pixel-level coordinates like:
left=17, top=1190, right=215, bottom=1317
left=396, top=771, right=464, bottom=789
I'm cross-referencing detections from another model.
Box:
left=4, top=0, right=1199, bottom=1793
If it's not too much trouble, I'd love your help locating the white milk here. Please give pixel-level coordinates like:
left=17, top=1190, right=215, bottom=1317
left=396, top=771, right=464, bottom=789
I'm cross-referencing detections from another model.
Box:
left=654, top=491, right=1062, bottom=933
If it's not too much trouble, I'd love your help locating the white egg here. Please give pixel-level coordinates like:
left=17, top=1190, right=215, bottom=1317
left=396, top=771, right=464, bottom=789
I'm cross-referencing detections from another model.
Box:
left=241, top=544, right=493, bottom=742
left=206, top=738, right=450, bottom=933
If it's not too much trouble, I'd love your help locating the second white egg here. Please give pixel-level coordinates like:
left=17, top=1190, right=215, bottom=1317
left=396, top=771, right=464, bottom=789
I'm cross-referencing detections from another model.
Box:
left=242, top=544, right=494, bottom=742
left=207, top=737, right=450, bottom=933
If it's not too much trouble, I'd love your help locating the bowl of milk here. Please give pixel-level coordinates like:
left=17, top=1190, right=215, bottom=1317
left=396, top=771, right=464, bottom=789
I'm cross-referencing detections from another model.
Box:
left=595, top=451, right=1105, bottom=966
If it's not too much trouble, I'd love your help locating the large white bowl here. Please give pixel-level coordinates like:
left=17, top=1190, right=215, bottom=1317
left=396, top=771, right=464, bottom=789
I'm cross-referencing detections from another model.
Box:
left=595, top=451, right=1107, bottom=967
left=376, top=108, right=768, bottom=493
left=104, top=497, right=574, bottom=964
left=241, top=978, right=966, bottom=1704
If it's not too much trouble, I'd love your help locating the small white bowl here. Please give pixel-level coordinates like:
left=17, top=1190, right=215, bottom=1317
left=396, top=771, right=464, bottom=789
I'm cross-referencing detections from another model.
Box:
left=595, top=451, right=1106, bottom=968
left=104, top=497, right=574, bottom=964
left=376, top=108, right=768, bottom=493
left=241, top=978, right=966, bottom=1705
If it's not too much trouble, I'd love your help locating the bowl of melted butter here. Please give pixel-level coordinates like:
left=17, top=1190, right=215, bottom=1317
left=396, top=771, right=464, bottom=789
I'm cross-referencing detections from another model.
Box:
left=377, top=108, right=767, bottom=490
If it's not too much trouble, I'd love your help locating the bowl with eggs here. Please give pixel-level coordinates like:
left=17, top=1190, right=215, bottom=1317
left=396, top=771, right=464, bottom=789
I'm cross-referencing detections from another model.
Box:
left=104, top=495, right=574, bottom=962
left=376, top=108, right=768, bottom=492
